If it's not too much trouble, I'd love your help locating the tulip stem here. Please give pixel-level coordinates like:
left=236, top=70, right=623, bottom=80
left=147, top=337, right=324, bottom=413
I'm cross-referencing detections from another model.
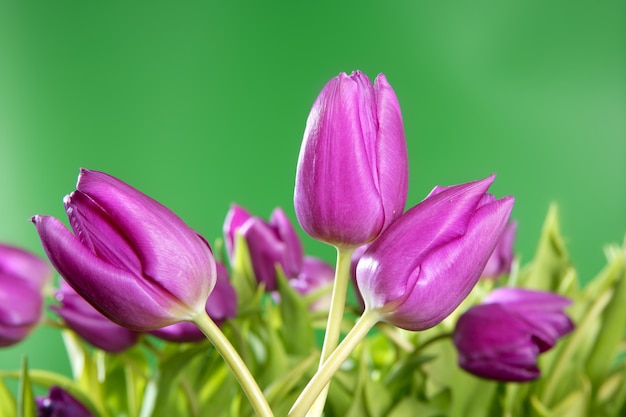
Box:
left=193, top=312, right=274, bottom=417
left=306, top=246, right=355, bottom=417
left=289, top=309, right=380, bottom=417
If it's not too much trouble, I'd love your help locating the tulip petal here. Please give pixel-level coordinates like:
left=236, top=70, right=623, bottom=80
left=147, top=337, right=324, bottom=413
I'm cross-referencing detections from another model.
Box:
left=0, top=244, right=51, bottom=289
left=270, top=208, right=304, bottom=278
left=373, top=74, right=409, bottom=230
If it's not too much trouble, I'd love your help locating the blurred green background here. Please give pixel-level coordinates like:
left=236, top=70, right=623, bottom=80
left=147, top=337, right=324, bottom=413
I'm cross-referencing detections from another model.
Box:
left=1, top=1, right=624, bottom=381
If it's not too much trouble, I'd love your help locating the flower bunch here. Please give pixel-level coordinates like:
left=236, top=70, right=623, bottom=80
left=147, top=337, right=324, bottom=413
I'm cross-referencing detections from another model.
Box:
left=1, top=71, right=624, bottom=417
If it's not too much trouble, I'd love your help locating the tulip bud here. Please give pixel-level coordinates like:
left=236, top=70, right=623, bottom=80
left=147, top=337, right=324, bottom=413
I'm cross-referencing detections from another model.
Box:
left=356, top=175, right=514, bottom=331
left=52, top=281, right=139, bottom=352
left=151, top=262, right=237, bottom=342
left=481, top=220, right=517, bottom=279
left=223, top=204, right=303, bottom=291
left=32, top=168, right=216, bottom=331
left=294, top=71, right=408, bottom=248
left=0, top=244, right=51, bottom=347
left=453, top=287, right=574, bottom=382
left=37, top=386, right=93, bottom=417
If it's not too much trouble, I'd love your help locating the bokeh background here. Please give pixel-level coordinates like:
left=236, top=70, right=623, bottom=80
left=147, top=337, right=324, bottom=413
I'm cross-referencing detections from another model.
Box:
left=1, top=1, right=624, bottom=381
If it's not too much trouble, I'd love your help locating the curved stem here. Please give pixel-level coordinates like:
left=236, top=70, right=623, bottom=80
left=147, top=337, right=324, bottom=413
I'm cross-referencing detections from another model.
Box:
left=289, top=309, right=380, bottom=417
left=192, top=312, right=274, bottom=417
left=307, top=246, right=354, bottom=417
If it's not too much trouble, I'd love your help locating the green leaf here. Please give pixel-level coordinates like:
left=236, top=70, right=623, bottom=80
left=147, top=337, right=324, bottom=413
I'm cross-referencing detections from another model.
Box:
left=275, top=266, right=315, bottom=355
left=520, top=204, right=575, bottom=292
left=585, top=250, right=626, bottom=387
left=17, top=357, right=36, bottom=417
left=0, top=378, right=17, bottom=417
left=386, top=397, right=445, bottom=417
left=230, top=234, right=263, bottom=313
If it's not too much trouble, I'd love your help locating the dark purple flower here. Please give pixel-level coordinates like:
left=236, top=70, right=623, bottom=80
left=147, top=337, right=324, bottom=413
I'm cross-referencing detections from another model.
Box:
left=151, top=262, right=237, bottom=342
left=454, top=287, right=574, bottom=382
left=52, top=281, right=139, bottom=352
left=294, top=70, right=408, bottom=248
left=37, top=386, right=93, bottom=417
left=357, top=175, right=514, bottom=331
left=0, top=244, right=51, bottom=347
left=32, top=168, right=216, bottom=331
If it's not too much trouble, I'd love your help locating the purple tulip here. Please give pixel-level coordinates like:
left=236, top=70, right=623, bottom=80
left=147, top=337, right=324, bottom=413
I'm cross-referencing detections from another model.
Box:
left=52, top=281, right=139, bottom=352
left=32, top=168, right=216, bottom=331
left=294, top=71, right=408, bottom=248
left=37, top=386, right=93, bottom=417
left=356, top=175, right=514, bottom=331
left=0, top=244, right=51, bottom=347
left=481, top=220, right=517, bottom=279
left=453, top=287, right=574, bottom=382
left=289, top=256, right=335, bottom=311
left=151, top=262, right=237, bottom=342
left=224, top=205, right=303, bottom=291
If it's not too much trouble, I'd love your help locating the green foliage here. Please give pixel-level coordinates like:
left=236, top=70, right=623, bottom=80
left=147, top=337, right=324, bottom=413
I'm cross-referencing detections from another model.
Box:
left=2, top=206, right=625, bottom=416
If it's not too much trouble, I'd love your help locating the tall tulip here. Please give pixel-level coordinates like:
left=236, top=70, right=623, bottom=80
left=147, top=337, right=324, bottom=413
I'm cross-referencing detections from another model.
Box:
left=294, top=70, right=408, bottom=248
left=356, top=175, right=514, bottom=331
left=32, top=168, right=216, bottom=331
left=0, top=244, right=51, bottom=347
left=453, top=287, right=574, bottom=381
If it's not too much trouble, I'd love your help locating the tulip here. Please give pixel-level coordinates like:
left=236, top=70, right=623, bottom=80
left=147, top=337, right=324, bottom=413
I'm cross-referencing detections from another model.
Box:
left=0, top=244, right=51, bottom=347
left=32, top=168, right=216, bottom=331
left=481, top=220, right=517, bottom=279
left=37, top=386, right=93, bottom=417
left=52, top=281, right=139, bottom=352
left=356, top=175, right=514, bottom=331
left=223, top=204, right=303, bottom=291
left=453, top=287, right=574, bottom=382
left=151, top=262, right=237, bottom=342
left=294, top=70, right=408, bottom=248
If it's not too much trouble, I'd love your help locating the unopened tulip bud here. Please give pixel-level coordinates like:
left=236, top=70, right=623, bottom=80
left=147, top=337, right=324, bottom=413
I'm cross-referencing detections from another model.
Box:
left=481, top=220, right=517, bottom=279
left=32, top=169, right=216, bottom=331
left=357, top=175, right=514, bottom=331
left=294, top=71, right=408, bottom=248
left=454, top=287, right=574, bottom=381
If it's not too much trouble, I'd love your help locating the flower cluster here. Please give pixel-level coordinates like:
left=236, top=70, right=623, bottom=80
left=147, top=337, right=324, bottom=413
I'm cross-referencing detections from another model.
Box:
left=1, top=71, right=624, bottom=417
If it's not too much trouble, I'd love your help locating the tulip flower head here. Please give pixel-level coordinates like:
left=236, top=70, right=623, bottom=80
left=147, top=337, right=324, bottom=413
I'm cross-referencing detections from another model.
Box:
left=288, top=256, right=335, bottom=311
left=294, top=70, right=409, bottom=248
left=37, top=386, right=93, bottom=417
left=0, top=244, right=51, bottom=347
left=32, top=169, right=217, bottom=331
left=52, top=281, right=139, bottom=352
left=356, top=175, right=514, bottom=331
left=453, top=287, right=574, bottom=382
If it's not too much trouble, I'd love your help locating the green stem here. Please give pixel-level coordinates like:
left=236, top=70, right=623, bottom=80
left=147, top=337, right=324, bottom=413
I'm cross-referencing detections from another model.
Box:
left=289, top=309, right=380, bottom=417
left=192, top=312, right=274, bottom=417
left=307, top=246, right=354, bottom=417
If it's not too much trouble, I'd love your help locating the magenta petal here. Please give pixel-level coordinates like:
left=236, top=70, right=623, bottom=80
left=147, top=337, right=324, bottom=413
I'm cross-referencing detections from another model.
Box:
left=0, top=273, right=43, bottom=347
left=223, top=204, right=252, bottom=257
left=270, top=208, right=304, bottom=278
